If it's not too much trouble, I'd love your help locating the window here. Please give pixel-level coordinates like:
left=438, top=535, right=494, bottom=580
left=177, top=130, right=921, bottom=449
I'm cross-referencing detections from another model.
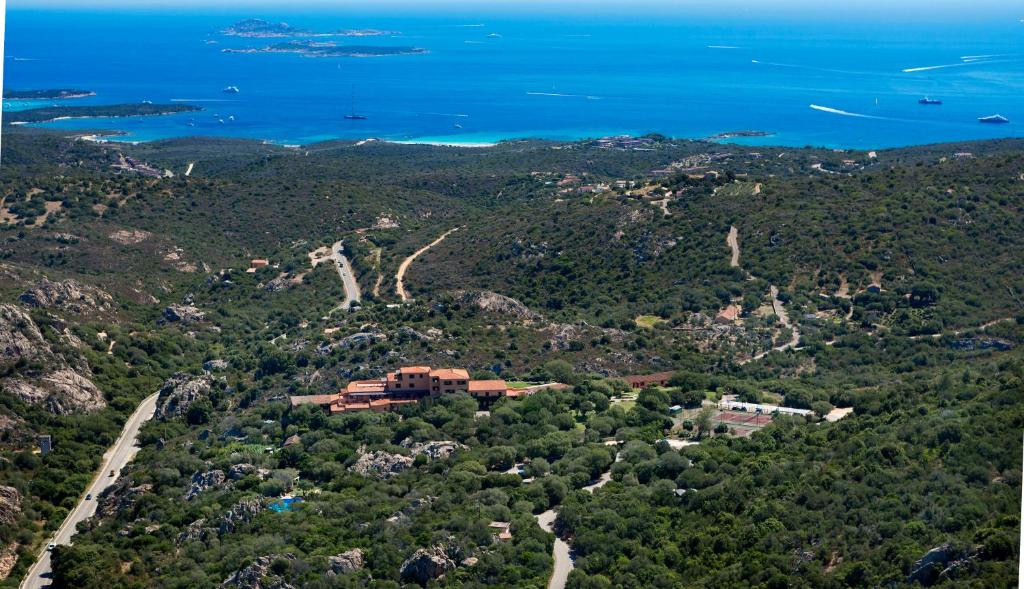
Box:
left=444, top=380, right=452, bottom=385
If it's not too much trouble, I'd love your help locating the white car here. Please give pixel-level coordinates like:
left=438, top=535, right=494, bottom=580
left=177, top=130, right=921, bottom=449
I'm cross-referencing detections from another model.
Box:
left=47, top=543, right=56, bottom=551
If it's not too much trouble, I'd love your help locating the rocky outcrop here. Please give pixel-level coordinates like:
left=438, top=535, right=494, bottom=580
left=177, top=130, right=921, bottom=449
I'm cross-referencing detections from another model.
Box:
left=452, top=290, right=539, bottom=320
left=327, top=549, right=365, bottom=576
left=400, top=544, right=458, bottom=585
left=155, top=373, right=213, bottom=421
left=176, top=518, right=215, bottom=545
left=0, top=304, right=105, bottom=414
left=108, top=229, right=151, bottom=245
left=19, top=278, right=113, bottom=314
left=163, top=304, right=205, bottom=324
left=203, top=359, right=229, bottom=372
left=38, top=369, right=105, bottom=414
left=908, top=543, right=979, bottom=586
left=348, top=449, right=413, bottom=480
left=400, top=439, right=467, bottom=460
left=97, top=482, right=152, bottom=519
left=184, top=469, right=226, bottom=501
left=0, top=486, right=22, bottom=527
left=336, top=332, right=386, bottom=349
left=220, top=554, right=297, bottom=589
left=227, top=463, right=270, bottom=481
left=219, top=497, right=264, bottom=534
left=0, top=541, right=18, bottom=581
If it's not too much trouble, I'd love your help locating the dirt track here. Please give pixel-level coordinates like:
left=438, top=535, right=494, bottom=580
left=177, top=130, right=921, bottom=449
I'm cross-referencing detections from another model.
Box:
left=395, top=227, right=460, bottom=301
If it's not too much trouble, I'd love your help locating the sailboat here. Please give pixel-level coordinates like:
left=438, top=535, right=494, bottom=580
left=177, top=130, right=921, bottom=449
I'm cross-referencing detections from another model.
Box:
left=344, top=88, right=367, bottom=120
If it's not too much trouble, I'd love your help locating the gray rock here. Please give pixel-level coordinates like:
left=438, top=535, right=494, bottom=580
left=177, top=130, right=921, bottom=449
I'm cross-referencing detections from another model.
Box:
left=0, top=486, right=22, bottom=527
left=400, top=544, right=457, bottom=585
left=220, top=554, right=296, bottom=589
left=327, top=549, right=365, bottom=576
left=203, top=359, right=229, bottom=372
left=97, top=482, right=152, bottom=519
left=163, top=304, right=206, bottom=324
left=348, top=449, right=413, bottom=480
left=400, top=439, right=467, bottom=460
left=227, top=463, right=270, bottom=481
left=452, top=290, right=540, bottom=320
left=184, top=470, right=225, bottom=501
left=176, top=518, right=214, bottom=545
left=19, top=278, right=113, bottom=314
left=336, top=332, right=387, bottom=349
left=219, top=497, right=264, bottom=534
left=908, top=543, right=978, bottom=586
left=0, top=305, right=105, bottom=414
left=155, top=373, right=213, bottom=421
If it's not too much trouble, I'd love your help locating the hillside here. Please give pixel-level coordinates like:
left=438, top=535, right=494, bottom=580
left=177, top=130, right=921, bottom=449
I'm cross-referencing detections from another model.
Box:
left=0, top=128, right=1020, bottom=588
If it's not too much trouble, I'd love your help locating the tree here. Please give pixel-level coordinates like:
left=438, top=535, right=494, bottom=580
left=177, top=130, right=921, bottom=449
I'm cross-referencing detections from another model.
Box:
left=694, top=407, right=714, bottom=439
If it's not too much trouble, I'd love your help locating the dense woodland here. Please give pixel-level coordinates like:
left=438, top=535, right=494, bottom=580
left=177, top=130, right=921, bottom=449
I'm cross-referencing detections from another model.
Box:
left=0, top=127, right=1021, bottom=587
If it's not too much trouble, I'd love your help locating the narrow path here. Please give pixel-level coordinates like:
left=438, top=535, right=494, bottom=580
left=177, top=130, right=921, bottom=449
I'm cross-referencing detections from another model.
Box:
left=184, top=162, right=194, bottom=177
left=727, top=226, right=740, bottom=267
left=741, top=285, right=801, bottom=364
left=908, top=316, right=1015, bottom=341
left=395, top=227, right=460, bottom=301
left=21, top=392, right=160, bottom=589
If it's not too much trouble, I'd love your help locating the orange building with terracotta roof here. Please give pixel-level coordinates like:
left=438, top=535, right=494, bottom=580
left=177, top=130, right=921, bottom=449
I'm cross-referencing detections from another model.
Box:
left=290, top=366, right=509, bottom=414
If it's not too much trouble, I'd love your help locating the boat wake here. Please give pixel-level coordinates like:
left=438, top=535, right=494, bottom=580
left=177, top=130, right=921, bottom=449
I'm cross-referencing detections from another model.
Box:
left=809, top=104, right=884, bottom=119
left=902, top=61, right=995, bottom=72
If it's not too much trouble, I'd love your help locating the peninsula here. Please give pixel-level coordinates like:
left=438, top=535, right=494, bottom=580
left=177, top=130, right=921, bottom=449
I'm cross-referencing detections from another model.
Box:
left=3, top=88, right=95, bottom=100
left=705, top=130, right=773, bottom=140
left=222, top=40, right=426, bottom=58
left=221, top=18, right=398, bottom=38
left=6, top=103, right=201, bottom=125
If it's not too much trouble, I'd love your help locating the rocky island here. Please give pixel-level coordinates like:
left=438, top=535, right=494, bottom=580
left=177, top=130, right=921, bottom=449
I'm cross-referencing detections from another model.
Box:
left=221, top=18, right=397, bottom=38
left=3, top=88, right=96, bottom=100
left=223, top=40, right=426, bottom=58
left=6, top=103, right=201, bottom=125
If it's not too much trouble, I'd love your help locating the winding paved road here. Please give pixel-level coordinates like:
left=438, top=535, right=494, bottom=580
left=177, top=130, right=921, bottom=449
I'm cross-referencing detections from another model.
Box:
left=536, top=451, right=621, bottom=589
left=395, top=227, right=460, bottom=301
left=309, top=241, right=361, bottom=309
left=20, top=392, right=160, bottom=589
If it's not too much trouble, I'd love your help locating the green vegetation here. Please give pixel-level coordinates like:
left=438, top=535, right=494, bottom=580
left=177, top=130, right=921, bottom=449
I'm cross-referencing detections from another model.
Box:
left=2, top=89, right=95, bottom=100
left=0, top=127, right=1020, bottom=587
left=5, top=103, right=201, bottom=125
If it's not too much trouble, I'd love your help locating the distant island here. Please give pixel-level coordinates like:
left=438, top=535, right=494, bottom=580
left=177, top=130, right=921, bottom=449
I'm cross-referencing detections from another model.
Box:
left=223, top=40, right=426, bottom=58
left=6, top=103, right=201, bottom=125
left=706, top=130, right=773, bottom=140
left=221, top=18, right=397, bottom=38
left=3, top=88, right=96, bottom=100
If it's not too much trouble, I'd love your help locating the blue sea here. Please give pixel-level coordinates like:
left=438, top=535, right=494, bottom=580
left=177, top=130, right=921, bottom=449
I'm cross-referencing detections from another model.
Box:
left=4, top=4, right=1024, bottom=148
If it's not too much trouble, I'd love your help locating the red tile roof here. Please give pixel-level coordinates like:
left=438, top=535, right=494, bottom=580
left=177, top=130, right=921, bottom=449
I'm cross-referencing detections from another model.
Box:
left=289, top=394, right=340, bottom=407
left=430, top=368, right=469, bottom=380
left=399, top=366, right=431, bottom=374
left=468, top=380, right=508, bottom=392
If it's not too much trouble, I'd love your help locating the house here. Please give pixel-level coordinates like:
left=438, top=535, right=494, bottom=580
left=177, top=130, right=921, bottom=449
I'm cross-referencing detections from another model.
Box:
left=715, top=304, right=742, bottom=324
left=289, top=365, right=509, bottom=414
left=621, top=371, right=675, bottom=390
left=431, top=368, right=471, bottom=395
left=468, top=380, right=509, bottom=407
left=489, top=521, right=513, bottom=541
left=251, top=259, right=269, bottom=268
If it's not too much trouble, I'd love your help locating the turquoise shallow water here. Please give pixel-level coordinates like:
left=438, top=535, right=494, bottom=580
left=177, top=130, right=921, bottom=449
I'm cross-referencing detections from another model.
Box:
left=4, top=5, right=1023, bottom=148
